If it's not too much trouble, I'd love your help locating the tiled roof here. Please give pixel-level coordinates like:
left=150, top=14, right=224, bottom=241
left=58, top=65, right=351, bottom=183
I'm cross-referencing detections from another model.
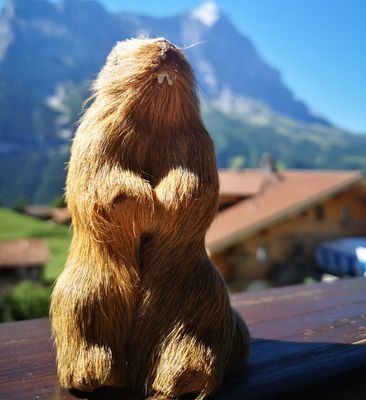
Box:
left=24, top=205, right=53, bottom=219
left=0, top=239, right=50, bottom=269
left=24, top=206, right=70, bottom=224
left=219, top=170, right=263, bottom=197
left=207, top=170, right=363, bottom=252
left=51, top=208, right=71, bottom=224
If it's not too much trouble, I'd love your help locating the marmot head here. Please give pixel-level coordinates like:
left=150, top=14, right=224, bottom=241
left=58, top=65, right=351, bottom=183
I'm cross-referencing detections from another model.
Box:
left=91, top=38, right=199, bottom=128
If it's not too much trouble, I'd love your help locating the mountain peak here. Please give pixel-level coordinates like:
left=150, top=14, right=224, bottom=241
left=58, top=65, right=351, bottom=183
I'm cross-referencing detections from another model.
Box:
left=190, top=1, right=220, bottom=27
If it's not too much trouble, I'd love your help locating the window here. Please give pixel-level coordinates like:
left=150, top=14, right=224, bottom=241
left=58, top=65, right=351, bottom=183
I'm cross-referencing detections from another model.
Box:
left=315, top=205, right=324, bottom=222
left=300, top=209, right=308, bottom=218
left=256, top=244, right=269, bottom=262
left=342, top=206, right=351, bottom=224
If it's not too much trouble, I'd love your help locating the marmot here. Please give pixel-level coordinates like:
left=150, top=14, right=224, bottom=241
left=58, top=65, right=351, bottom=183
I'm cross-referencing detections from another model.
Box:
left=50, top=37, right=250, bottom=399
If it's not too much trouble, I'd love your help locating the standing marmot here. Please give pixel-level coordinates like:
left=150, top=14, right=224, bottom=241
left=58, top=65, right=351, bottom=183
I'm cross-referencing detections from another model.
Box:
left=50, top=37, right=250, bottom=399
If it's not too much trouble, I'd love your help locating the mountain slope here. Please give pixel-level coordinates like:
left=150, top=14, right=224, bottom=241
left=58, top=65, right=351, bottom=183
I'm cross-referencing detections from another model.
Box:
left=0, top=0, right=328, bottom=129
left=0, top=0, right=364, bottom=205
left=203, top=104, right=366, bottom=171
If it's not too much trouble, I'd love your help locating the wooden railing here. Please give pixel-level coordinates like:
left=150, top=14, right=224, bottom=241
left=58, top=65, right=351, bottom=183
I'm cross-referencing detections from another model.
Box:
left=1, top=277, right=366, bottom=399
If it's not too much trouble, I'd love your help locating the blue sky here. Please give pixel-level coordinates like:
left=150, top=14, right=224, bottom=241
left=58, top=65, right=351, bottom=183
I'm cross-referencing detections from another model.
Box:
left=1, top=0, right=365, bottom=132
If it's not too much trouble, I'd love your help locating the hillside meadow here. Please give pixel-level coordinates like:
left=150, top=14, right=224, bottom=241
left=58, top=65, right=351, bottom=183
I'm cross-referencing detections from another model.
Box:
left=0, top=207, right=71, bottom=321
left=0, top=207, right=70, bottom=281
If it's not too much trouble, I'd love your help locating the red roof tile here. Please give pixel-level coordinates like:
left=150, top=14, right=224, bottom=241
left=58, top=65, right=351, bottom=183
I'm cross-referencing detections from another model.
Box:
left=0, top=239, right=50, bottom=269
left=51, top=208, right=70, bottom=224
left=219, top=170, right=263, bottom=197
left=207, top=170, right=363, bottom=252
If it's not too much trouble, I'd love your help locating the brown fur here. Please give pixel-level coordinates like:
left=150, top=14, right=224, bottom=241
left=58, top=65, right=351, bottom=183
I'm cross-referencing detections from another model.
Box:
left=50, top=37, right=250, bottom=399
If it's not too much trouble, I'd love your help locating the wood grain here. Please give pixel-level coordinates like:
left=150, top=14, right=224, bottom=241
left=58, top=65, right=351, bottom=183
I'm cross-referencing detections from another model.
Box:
left=1, top=277, right=366, bottom=400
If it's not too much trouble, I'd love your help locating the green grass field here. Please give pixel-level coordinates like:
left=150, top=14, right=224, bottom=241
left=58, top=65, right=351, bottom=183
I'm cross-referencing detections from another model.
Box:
left=0, top=207, right=71, bottom=282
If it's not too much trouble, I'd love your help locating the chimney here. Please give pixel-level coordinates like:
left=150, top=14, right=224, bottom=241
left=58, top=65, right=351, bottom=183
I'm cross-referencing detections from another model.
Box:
left=260, top=153, right=282, bottom=189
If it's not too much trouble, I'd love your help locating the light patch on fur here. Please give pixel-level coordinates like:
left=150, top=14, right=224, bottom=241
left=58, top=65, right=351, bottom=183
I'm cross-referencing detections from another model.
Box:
left=152, top=326, right=215, bottom=399
left=57, top=344, right=113, bottom=391
left=155, top=168, right=199, bottom=210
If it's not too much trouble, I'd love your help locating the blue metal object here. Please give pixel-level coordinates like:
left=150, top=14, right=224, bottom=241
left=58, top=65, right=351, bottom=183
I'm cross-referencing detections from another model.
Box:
left=315, top=237, right=366, bottom=277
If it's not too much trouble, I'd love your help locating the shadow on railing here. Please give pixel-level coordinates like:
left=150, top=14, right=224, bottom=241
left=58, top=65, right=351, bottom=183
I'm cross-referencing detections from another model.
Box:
left=215, top=338, right=366, bottom=399
left=54, top=338, right=366, bottom=400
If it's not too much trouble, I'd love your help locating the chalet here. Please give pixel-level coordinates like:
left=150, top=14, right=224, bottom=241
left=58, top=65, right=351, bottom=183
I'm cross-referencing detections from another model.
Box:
left=24, top=206, right=71, bottom=225
left=50, top=207, right=71, bottom=225
left=0, top=239, right=50, bottom=281
left=23, top=205, right=53, bottom=220
left=207, top=169, right=366, bottom=290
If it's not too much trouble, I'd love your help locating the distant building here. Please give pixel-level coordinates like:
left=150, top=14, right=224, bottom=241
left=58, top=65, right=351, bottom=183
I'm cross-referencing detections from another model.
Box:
left=50, top=207, right=71, bottom=225
left=0, top=238, right=50, bottom=281
left=218, top=169, right=263, bottom=211
left=24, top=206, right=71, bottom=225
left=207, top=169, right=366, bottom=291
left=23, top=205, right=53, bottom=220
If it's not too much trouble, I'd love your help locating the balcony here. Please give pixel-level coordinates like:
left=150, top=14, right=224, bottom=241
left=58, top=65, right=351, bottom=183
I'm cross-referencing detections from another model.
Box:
left=1, top=277, right=365, bottom=399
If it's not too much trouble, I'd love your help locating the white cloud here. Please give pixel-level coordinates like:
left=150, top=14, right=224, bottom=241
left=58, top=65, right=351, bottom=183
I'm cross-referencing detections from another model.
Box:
left=191, top=1, right=220, bottom=27
left=197, top=60, right=217, bottom=88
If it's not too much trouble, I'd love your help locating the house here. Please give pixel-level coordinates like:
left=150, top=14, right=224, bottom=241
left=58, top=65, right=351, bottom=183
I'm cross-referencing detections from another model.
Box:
left=24, top=206, right=71, bottom=225
left=218, top=169, right=262, bottom=210
left=0, top=238, right=50, bottom=281
left=50, top=207, right=71, bottom=225
left=207, top=169, right=366, bottom=291
left=23, top=205, right=53, bottom=220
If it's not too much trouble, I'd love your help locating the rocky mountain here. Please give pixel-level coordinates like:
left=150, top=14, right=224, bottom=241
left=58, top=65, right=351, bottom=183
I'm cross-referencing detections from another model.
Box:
left=0, top=0, right=328, bottom=121
left=0, top=0, right=364, bottom=205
